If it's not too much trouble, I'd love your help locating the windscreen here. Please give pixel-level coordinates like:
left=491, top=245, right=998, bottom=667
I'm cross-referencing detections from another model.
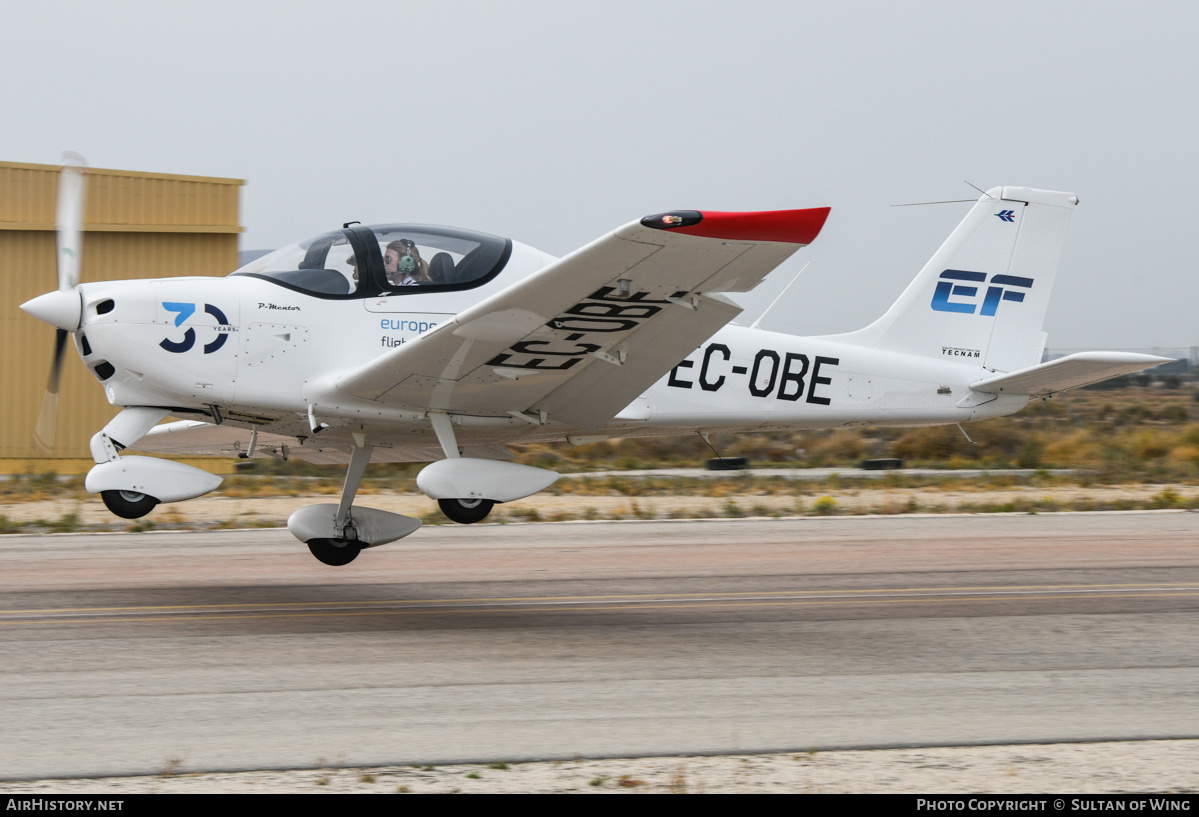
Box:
left=231, top=225, right=510, bottom=297
left=369, top=225, right=511, bottom=293
left=231, top=231, right=360, bottom=295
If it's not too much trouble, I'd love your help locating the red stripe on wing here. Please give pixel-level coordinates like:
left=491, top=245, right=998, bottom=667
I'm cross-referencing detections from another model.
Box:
left=673, top=207, right=831, bottom=244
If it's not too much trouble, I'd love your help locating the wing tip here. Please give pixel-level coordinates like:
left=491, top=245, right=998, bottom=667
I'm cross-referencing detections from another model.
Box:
left=640, top=207, right=831, bottom=245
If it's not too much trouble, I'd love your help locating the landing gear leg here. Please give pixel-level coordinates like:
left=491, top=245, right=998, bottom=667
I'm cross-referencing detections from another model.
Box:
left=306, top=434, right=373, bottom=566
left=89, top=407, right=170, bottom=520
left=428, top=411, right=494, bottom=524
left=89, top=407, right=169, bottom=466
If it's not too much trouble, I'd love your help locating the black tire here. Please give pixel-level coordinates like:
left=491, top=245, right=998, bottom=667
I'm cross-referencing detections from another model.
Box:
left=307, top=538, right=362, bottom=566
left=438, top=497, right=495, bottom=524
left=860, top=458, right=904, bottom=471
left=101, top=489, right=159, bottom=520
left=705, top=456, right=748, bottom=471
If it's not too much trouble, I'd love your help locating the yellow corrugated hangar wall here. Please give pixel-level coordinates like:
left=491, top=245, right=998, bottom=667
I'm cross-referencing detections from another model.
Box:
left=1, top=160, right=243, bottom=472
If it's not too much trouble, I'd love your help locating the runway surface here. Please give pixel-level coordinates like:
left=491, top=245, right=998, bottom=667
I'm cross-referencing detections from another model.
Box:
left=1, top=512, right=1197, bottom=779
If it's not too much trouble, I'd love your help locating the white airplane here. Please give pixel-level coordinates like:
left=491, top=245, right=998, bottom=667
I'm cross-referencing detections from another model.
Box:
left=21, top=159, right=1170, bottom=565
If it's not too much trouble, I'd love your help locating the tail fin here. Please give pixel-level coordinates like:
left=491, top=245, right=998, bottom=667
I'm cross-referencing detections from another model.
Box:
left=841, top=186, right=1079, bottom=373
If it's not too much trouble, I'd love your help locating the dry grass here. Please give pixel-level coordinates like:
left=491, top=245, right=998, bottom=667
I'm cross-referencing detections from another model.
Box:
left=509, top=386, right=1199, bottom=481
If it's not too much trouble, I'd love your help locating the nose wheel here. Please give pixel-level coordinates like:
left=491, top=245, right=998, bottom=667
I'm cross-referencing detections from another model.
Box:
left=101, top=490, right=159, bottom=520
left=438, top=497, right=495, bottom=524
left=307, top=538, right=362, bottom=566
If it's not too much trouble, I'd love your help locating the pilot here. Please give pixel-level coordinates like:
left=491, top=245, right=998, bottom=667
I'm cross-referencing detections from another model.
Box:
left=384, top=239, right=430, bottom=287
left=345, top=253, right=360, bottom=291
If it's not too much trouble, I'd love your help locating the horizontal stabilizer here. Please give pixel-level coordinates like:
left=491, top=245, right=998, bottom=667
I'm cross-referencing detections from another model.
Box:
left=970, top=352, right=1173, bottom=397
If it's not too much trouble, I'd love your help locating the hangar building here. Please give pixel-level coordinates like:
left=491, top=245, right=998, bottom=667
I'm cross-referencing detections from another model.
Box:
left=1, top=160, right=243, bottom=472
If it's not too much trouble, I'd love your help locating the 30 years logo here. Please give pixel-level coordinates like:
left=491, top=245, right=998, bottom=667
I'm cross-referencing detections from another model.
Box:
left=160, top=302, right=235, bottom=354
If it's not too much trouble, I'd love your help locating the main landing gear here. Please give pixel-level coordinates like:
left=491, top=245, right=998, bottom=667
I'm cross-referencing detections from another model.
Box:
left=86, top=407, right=222, bottom=521
left=289, top=411, right=555, bottom=564
left=418, top=411, right=555, bottom=525
left=437, top=497, right=495, bottom=524
left=101, top=490, right=158, bottom=519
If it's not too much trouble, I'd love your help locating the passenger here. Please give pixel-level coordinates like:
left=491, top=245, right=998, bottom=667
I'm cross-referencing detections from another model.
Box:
left=345, top=253, right=360, bottom=290
left=384, top=239, right=430, bottom=287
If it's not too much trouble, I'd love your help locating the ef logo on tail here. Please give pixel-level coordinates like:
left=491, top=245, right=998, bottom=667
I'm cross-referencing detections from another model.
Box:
left=930, top=270, right=1033, bottom=316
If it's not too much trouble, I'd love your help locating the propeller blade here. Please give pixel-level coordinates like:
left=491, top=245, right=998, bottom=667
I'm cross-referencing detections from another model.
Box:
left=56, top=153, right=87, bottom=292
left=35, top=155, right=88, bottom=452
left=32, top=329, right=70, bottom=453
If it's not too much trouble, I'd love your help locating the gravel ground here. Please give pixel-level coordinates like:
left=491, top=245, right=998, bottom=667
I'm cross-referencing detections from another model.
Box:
left=2, top=741, right=1197, bottom=793
left=4, top=484, right=1196, bottom=794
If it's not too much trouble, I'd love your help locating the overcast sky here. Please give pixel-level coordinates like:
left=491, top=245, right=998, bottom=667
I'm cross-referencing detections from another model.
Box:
left=3, top=1, right=1196, bottom=351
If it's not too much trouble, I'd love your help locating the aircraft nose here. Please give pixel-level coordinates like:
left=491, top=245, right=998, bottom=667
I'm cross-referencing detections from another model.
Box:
left=20, top=289, right=82, bottom=332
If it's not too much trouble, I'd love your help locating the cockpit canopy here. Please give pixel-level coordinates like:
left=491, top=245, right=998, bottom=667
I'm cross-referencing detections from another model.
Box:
left=231, top=224, right=512, bottom=298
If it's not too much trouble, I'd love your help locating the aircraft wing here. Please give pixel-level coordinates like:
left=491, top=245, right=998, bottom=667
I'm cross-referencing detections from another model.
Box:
left=970, top=352, right=1173, bottom=397
left=336, top=209, right=830, bottom=430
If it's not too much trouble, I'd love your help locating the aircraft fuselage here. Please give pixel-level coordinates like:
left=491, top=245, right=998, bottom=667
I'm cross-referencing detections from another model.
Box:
left=73, top=251, right=1027, bottom=455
